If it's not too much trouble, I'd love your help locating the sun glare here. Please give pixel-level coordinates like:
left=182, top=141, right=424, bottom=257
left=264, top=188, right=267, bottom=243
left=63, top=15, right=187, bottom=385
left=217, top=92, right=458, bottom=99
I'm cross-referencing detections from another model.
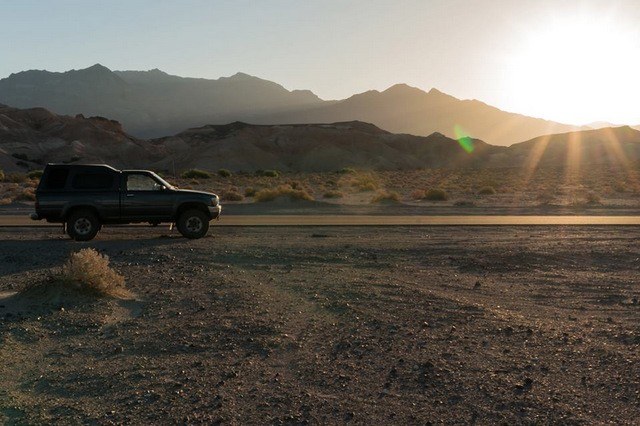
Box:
left=505, top=14, right=640, bottom=125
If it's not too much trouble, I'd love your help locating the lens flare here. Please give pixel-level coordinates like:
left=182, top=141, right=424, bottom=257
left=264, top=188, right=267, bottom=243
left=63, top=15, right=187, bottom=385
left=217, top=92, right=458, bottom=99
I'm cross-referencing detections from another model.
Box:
left=454, top=125, right=474, bottom=153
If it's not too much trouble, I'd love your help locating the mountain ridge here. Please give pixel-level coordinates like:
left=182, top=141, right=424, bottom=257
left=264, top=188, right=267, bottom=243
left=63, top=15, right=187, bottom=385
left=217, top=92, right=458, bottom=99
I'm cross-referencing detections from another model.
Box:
left=0, top=64, right=585, bottom=145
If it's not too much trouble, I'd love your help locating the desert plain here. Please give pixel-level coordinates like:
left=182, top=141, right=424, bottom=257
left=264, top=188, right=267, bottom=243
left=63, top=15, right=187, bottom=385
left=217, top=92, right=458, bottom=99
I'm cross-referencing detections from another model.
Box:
left=1, top=218, right=639, bottom=424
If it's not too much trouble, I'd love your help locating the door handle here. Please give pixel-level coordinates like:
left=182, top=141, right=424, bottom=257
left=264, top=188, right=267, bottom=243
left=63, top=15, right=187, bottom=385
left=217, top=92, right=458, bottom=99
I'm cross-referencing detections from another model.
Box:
left=126, top=194, right=134, bottom=197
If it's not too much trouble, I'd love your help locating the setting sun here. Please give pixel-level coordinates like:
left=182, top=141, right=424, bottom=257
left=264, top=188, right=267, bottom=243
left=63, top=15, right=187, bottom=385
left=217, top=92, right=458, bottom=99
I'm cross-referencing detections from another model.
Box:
left=504, top=13, right=640, bottom=125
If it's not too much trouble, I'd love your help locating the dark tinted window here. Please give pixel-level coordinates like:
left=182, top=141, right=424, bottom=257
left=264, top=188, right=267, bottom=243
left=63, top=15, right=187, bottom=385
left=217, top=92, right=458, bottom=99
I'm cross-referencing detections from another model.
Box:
left=44, top=169, right=69, bottom=189
left=72, top=172, right=114, bottom=190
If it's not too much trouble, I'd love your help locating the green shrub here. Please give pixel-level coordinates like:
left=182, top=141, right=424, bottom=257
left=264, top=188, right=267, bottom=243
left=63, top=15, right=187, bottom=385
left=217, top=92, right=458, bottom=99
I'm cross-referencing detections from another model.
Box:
left=181, top=169, right=211, bottom=179
left=423, top=188, right=448, bottom=201
left=27, top=169, right=43, bottom=180
left=337, top=167, right=356, bottom=174
left=254, top=185, right=313, bottom=202
left=255, top=169, right=280, bottom=178
left=323, top=190, right=344, bottom=199
left=218, top=169, right=232, bottom=178
left=477, top=186, right=496, bottom=195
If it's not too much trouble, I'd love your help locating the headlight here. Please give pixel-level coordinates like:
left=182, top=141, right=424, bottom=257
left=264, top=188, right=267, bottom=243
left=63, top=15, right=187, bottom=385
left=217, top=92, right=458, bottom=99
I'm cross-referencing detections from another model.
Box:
left=211, top=196, right=219, bottom=206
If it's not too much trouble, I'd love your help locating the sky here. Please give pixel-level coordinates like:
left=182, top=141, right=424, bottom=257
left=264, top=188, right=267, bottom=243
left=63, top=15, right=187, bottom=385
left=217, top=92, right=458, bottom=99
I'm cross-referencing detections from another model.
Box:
left=1, top=0, right=640, bottom=125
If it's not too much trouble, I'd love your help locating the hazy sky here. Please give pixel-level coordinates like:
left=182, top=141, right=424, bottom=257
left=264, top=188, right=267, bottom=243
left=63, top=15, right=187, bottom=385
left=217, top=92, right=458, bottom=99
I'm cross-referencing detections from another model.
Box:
left=1, top=0, right=640, bottom=125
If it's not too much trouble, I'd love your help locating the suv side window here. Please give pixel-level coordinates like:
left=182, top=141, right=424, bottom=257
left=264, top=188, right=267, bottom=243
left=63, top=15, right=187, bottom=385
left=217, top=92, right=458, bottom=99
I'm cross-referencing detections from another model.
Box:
left=44, top=169, right=69, bottom=189
left=72, top=172, right=114, bottom=190
left=127, top=174, right=162, bottom=191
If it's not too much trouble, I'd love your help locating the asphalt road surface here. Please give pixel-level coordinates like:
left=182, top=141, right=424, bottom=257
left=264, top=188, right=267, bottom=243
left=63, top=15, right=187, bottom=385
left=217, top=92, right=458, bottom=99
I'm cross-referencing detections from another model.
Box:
left=3, top=215, right=640, bottom=227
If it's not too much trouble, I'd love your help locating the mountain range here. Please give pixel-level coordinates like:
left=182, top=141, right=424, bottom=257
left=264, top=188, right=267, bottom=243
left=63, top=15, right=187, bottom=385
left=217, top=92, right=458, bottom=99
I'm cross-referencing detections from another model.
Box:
left=0, top=64, right=611, bottom=146
left=2, top=103, right=640, bottom=174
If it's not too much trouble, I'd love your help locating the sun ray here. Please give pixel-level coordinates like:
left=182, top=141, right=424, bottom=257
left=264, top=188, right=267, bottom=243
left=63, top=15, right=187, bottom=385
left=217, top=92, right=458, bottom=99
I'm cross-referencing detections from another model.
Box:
left=564, top=131, right=582, bottom=196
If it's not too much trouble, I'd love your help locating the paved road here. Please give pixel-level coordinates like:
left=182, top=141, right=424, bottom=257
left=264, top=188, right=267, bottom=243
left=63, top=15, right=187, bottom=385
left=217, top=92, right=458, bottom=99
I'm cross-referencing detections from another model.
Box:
left=3, top=215, right=640, bottom=227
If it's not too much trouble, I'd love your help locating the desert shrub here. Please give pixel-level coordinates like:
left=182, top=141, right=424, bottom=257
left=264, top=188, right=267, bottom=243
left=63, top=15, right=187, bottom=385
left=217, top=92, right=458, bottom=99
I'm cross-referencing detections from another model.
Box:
left=0, top=197, right=11, bottom=205
left=477, top=186, right=496, bottom=195
left=27, top=169, right=43, bottom=180
left=613, top=182, right=626, bottom=193
left=244, top=187, right=257, bottom=197
left=218, top=168, right=232, bottom=178
left=423, top=188, right=448, bottom=201
left=323, top=190, right=344, bottom=199
left=337, top=167, right=356, bottom=174
left=585, top=192, right=601, bottom=205
left=181, top=169, right=211, bottom=179
left=11, top=153, right=28, bottom=161
left=410, top=189, right=426, bottom=200
left=222, top=190, right=244, bottom=201
left=6, top=172, right=27, bottom=183
left=371, top=190, right=401, bottom=203
left=189, top=179, right=200, bottom=185
left=14, top=188, right=36, bottom=201
left=536, top=192, right=555, bottom=205
left=350, top=173, right=379, bottom=192
left=254, top=185, right=314, bottom=202
left=256, top=169, right=280, bottom=178
left=56, top=248, right=129, bottom=298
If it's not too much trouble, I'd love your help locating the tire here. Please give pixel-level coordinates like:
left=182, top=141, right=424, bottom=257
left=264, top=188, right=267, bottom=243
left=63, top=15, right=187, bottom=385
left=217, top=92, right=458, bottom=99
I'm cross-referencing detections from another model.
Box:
left=67, top=209, right=101, bottom=241
left=177, top=209, right=210, bottom=239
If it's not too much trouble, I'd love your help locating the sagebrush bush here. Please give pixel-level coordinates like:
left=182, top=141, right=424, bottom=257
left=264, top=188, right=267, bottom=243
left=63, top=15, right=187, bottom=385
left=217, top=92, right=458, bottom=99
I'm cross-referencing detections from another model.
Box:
left=15, top=188, right=36, bottom=201
left=323, top=190, right=344, bottom=199
left=255, top=169, right=280, bottom=178
left=181, top=169, right=211, bottom=179
left=477, top=186, right=496, bottom=195
left=6, top=172, right=27, bottom=183
left=222, top=190, right=244, bottom=201
left=218, top=169, right=232, bottom=178
left=350, top=173, right=379, bottom=192
left=254, top=185, right=313, bottom=202
left=56, top=248, right=129, bottom=298
left=423, top=188, right=448, bottom=201
left=410, top=189, right=426, bottom=200
left=337, top=167, right=356, bottom=174
left=27, top=170, right=43, bottom=180
left=371, top=190, right=401, bottom=203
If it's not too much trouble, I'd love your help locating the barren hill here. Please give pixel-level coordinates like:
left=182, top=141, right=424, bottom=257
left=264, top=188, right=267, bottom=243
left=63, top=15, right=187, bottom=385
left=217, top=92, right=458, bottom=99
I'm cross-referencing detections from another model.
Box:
left=506, top=126, right=640, bottom=168
left=149, top=121, right=496, bottom=172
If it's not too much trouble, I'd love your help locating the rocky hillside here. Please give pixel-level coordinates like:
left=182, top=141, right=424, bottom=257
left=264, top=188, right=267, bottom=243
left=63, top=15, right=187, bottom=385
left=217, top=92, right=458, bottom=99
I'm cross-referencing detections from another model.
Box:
left=2, top=104, right=639, bottom=174
left=0, top=104, right=159, bottom=171
left=150, top=121, right=496, bottom=172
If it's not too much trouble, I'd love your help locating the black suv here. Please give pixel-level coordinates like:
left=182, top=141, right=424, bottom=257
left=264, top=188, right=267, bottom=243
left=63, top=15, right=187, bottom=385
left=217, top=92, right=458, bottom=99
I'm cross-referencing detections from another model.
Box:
left=31, top=164, right=222, bottom=241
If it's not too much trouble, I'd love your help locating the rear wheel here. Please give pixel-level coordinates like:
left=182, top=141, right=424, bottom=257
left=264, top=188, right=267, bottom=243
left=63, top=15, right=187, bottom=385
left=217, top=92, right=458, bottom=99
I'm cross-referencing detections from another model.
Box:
left=66, top=210, right=101, bottom=241
left=177, top=209, right=209, bottom=239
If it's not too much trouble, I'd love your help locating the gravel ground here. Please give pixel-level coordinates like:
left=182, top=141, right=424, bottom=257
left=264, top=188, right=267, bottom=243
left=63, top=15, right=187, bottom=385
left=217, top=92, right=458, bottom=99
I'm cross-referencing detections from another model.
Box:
left=1, top=225, right=639, bottom=424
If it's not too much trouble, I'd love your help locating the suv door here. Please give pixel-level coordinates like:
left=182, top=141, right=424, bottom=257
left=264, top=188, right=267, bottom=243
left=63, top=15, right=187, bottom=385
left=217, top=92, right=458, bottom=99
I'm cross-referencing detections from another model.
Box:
left=120, top=172, right=174, bottom=220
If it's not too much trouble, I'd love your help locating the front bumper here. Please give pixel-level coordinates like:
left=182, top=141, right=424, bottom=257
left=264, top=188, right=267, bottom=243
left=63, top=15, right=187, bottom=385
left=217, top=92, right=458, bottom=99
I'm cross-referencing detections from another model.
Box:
left=208, top=205, right=222, bottom=220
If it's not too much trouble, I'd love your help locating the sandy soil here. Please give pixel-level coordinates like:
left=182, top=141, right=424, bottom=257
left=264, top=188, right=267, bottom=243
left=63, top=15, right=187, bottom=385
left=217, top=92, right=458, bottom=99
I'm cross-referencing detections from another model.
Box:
left=1, top=225, right=639, bottom=424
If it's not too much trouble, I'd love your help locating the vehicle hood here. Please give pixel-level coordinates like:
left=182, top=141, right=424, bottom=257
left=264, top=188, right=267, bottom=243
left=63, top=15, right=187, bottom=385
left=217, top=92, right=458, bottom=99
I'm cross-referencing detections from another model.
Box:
left=172, top=188, right=218, bottom=197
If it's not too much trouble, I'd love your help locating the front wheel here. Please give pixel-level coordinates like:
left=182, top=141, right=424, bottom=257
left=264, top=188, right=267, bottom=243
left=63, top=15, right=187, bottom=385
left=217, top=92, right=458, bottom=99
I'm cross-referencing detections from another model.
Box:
left=177, top=209, right=210, bottom=239
left=67, top=210, right=101, bottom=241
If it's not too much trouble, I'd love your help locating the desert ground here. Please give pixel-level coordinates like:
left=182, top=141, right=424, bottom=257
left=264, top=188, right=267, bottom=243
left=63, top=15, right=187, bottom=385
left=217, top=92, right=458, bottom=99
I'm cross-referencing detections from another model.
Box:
left=1, top=224, right=639, bottom=424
